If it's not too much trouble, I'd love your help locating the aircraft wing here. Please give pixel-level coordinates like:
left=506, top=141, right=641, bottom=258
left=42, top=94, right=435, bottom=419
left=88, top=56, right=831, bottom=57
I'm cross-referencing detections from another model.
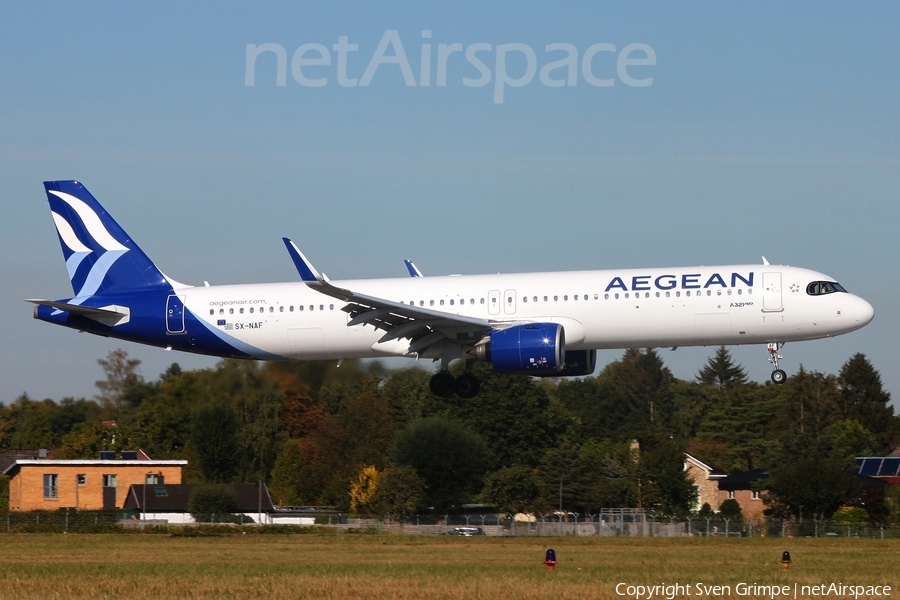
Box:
left=283, top=239, right=492, bottom=354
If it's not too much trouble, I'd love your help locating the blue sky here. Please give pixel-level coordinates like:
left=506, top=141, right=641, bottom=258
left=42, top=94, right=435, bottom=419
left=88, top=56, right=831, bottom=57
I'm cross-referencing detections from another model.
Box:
left=1, top=2, right=897, bottom=405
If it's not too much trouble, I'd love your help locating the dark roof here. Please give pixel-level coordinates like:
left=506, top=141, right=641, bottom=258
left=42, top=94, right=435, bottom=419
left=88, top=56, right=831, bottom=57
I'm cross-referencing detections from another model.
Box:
left=0, top=450, right=44, bottom=474
left=717, top=469, right=769, bottom=490
left=123, top=484, right=275, bottom=513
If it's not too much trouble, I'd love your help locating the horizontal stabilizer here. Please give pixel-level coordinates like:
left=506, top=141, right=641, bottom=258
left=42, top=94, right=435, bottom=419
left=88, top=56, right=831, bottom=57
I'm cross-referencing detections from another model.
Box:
left=27, top=299, right=130, bottom=327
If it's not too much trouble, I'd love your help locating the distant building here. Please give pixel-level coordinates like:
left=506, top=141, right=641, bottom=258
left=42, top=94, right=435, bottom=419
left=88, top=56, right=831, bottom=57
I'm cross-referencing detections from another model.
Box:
left=3, top=455, right=185, bottom=511
left=683, top=453, right=727, bottom=512
left=855, top=457, right=900, bottom=484
left=716, top=469, right=768, bottom=519
left=0, top=449, right=48, bottom=474
left=123, top=483, right=275, bottom=524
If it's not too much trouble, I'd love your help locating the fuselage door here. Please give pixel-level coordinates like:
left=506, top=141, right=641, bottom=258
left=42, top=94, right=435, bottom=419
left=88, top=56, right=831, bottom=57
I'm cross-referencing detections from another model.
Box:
left=166, top=295, right=187, bottom=334
left=488, top=290, right=501, bottom=315
left=503, top=289, right=517, bottom=315
left=762, top=272, right=783, bottom=312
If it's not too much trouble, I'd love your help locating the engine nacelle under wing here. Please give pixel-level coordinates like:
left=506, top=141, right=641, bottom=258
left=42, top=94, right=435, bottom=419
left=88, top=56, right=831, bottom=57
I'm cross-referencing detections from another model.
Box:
left=476, top=323, right=565, bottom=374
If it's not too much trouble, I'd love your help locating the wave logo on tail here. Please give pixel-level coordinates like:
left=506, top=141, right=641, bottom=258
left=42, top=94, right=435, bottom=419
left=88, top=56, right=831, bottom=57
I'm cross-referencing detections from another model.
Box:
left=47, top=189, right=129, bottom=300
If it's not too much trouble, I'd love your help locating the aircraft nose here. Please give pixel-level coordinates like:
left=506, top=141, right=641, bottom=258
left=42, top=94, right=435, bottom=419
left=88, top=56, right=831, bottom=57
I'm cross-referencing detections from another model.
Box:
left=854, top=296, right=875, bottom=326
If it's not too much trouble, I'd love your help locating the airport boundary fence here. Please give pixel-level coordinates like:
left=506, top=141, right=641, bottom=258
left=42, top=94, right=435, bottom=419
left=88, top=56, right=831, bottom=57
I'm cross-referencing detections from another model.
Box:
left=3, top=509, right=900, bottom=538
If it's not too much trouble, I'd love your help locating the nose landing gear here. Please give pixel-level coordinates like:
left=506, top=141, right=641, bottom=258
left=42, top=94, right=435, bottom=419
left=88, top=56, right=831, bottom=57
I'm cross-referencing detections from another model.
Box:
left=768, top=342, right=787, bottom=384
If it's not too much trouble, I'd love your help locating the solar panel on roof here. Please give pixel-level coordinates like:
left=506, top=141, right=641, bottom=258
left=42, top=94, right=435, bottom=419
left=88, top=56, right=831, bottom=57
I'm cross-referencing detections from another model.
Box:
left=879, top=457, right=900, bottom=477
left=859, top=459, right=882, bottom=476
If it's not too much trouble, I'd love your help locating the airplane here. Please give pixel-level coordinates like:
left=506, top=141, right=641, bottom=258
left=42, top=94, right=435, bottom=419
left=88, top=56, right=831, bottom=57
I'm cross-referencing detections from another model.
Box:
left=30, top=181, right=875, bottom=398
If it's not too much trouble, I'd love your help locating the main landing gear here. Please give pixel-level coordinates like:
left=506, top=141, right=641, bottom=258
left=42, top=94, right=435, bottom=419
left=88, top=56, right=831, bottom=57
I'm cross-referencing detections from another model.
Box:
left=429, top=362, right=481, bottom=399
left=767, top=342, right=787, bottom=384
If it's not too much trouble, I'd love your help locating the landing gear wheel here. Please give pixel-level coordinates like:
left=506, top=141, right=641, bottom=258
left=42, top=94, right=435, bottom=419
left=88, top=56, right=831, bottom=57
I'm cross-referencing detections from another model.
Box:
left=455, top=373, right=481, bottom=399
left=771, top=369, right=787, bottom=385
left=429, top=372, right=457, bottom=398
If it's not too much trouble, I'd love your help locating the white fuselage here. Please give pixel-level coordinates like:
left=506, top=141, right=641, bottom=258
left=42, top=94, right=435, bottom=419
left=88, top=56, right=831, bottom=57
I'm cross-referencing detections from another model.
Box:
left=181, top=264, right=873, bottom=361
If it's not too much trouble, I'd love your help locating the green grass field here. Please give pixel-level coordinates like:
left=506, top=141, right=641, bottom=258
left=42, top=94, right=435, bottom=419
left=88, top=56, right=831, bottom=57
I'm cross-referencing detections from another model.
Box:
left=0, top=534, right=896, bottom=599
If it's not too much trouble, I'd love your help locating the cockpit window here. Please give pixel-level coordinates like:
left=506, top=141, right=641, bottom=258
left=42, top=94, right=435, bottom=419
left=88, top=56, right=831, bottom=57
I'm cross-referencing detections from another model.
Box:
left=806, top=281, right=847, bottom=296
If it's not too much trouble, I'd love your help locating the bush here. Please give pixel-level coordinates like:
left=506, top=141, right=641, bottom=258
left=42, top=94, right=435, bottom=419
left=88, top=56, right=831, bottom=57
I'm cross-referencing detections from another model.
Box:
left=189, top=484, right=238, bottom=522
left=0, top=475, right=8, bottom=515
left=718, top=498, right=743, bottom=521
left=831, top=506, right=869, bottom=526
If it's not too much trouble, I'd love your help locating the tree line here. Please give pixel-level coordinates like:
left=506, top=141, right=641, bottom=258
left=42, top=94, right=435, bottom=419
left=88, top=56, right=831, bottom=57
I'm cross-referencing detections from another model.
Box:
left=1, top=347, right=897, bottom=523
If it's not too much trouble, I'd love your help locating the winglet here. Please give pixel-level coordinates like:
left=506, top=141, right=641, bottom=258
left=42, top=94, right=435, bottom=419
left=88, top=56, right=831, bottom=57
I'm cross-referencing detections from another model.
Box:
left=762, top=256, right=770, bottom=266
left=404, top=260, right=423, bottom=278
left=282, top=238, right=322, bottom=282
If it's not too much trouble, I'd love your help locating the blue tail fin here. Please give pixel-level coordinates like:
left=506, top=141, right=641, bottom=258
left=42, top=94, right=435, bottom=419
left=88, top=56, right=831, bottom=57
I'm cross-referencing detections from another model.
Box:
left=43, top=181, right=171, bottom=296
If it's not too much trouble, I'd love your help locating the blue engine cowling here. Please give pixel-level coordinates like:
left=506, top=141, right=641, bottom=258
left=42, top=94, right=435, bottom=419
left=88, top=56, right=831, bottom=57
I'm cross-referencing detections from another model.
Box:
left=478, top=323, right=565, bottom=374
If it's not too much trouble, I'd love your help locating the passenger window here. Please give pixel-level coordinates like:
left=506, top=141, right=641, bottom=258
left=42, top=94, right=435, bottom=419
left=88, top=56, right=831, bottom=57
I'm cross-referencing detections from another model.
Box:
left=330, top=304, right=334, bottom=310
left=289, top=306, right=294, bottom=312
left=624, top=293, right=629, bottom=299
left=707, top=290, right=712, bottom=296
left=604, top=293, right=609, bottom=300
left=564, top=295, right=568, bottom=301
left=737, top=289, right=742, bottom=295
left=727, top=289, right=732, bottom=295
left=717, top=290, right=722, bottom=296
left=615, top=293, right=619, bottom=299
left=543, top=296, right=548, bottom=302
left=676, top=291, right=680, bottom=297
left=220, top=309, right=224, bottom=315
left=450, top=299, right=455, bottom=306
left=594, top=294, right=598, bottom=300
left=249, top=307, right=254, bottom=313
left=666, top=292, right=670, bottom=298
left=309, top=305, right=314, bottom=311
left=655, top=292, right=660, bottom=298
left=685, top=291, right=690, bottom=297
left=523, top=297, right=528, bottom=303
left=280, top=306, right=284, bottom=312
left=239, top=308, right=244, bottom=314
left=209, top=309, right=214, bottom=315
left=553, top=295, right=558, bottom=301
left=480, top=298, right=484, bottom=305
left=440, top=300, right=445, bottom=306
left=320, top=305, right=324, bottom=311
left=470, top=299, right=475, bottom=305
left=430, top=300, right=435, bottom=306
left=299, top=305, right=304, bottom=311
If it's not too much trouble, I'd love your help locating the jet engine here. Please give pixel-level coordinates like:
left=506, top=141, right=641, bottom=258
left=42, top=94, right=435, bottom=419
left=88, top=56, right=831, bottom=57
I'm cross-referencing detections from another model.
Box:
left=474, top=323, right=564, bottom=374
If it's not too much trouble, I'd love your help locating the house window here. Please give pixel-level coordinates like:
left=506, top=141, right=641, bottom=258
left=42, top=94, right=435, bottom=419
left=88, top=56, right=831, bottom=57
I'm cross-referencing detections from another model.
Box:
left=146, top=473, right=165, bottom=485
left=43, top=474, right=59, bottom=499
left=727, top=490, right=735, bottom=499
left=77, top=474, right=86, bottom=486
left=103, top=474, right=118, bottom=488
left=751, top=491, right=760, bottom=500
